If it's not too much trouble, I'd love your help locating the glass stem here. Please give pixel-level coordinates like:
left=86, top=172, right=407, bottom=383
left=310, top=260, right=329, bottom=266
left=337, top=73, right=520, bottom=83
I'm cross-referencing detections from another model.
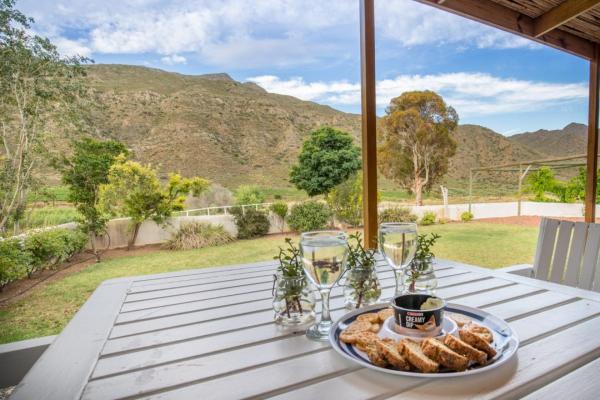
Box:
left=319, top=289, right=331, bottom=324
left=393, top=269, right=404, bottom=296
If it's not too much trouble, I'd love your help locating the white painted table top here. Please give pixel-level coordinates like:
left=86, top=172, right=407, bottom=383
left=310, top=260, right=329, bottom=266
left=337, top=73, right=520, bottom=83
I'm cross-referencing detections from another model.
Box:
left=11, top=257, right=600, bottom=400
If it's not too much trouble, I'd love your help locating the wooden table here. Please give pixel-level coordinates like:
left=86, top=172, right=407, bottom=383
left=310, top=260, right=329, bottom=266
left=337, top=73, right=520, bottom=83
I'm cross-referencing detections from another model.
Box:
left=11, top=258, right=600, bottom=400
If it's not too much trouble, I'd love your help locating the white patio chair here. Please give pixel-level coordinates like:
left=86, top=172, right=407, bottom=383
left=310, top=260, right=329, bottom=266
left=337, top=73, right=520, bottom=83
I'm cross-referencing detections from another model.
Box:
left=500, top=217, right=600, bottom=292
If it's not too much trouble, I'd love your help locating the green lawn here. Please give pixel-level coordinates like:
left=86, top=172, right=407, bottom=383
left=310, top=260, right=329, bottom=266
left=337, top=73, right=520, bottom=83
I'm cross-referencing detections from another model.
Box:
left=0, top=222, right=537, bottom=344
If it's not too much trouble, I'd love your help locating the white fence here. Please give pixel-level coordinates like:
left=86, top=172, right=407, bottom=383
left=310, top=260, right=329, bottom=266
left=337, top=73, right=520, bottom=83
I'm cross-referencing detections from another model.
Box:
left=175, top=203, right=273, bottom=216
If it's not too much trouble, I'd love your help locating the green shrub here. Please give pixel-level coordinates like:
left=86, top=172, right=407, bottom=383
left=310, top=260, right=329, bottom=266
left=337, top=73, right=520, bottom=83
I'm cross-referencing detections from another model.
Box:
left=269, top=202, right=288, bottom=233
left=328, top=174, right=362, bottom=226
left=420, top=211, right=437, bottom=226
left=378, top=207, right=417, bottom=224
left=165, top=222, right=233, bottom=250
left=231, top=208, right=270, bottom=239
left=25, top=229, right=87, bottom=276
left=0, top=238, right=29, bottom=290
left=461, top=211, right=474, bottom=222
left=287, top=201, right=331, bottom=232
left=234, top=185, right=265, bottom=205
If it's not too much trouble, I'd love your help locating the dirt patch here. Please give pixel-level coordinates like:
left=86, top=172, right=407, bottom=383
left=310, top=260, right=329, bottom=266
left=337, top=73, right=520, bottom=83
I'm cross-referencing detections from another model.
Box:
left=0, top=244, right=163, bottom=305
left=475, top=215, right=584, bottom=227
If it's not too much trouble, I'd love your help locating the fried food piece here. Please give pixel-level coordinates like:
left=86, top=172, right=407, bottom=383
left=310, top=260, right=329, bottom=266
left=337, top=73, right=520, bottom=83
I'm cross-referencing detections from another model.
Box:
left=369, top=323, right=380, bottom=333
left=346, top=320, right=375, bottom=333
left=376, top=339, right=411, bottom=371
left=443, top=334, right=487, bottom=365
left=354, top=331, right=380, bottom=352
left=421, top=338, right=469, bottom=372
left=365, top=341, right=389, bottom=368
left=377, top=308, right=394, bottom=323
left=357, top=312, right=380, bottom=324
left=399, top=338, right=439, bottom=373
left=466, top=324, right=493, bottom=343
left=459, top=328, right=497, bottom=359
left=340, top=329, right=378, bottom=346
left=446, top=313, right=472, bottom=328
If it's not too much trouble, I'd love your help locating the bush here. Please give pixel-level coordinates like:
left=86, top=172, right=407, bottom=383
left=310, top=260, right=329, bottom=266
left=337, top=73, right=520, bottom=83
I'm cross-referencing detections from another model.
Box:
left=378, top=207, right=417, bottom=224
left=269, top=202, right=288, bottom=233
left=287, top=201, right=331, bottom=232
left=231, top=208, right=270, bottom=239
left=165, top=222, right=233, bottom=250
left=420, top=211, right=437, bottom=226
left=0, top=238, right=29, bottom=290
left=25, top=229, right=88, bottom=276
left=328, top=174, right=362, bottom=227
left=234, top=185, right=265, bottom=205
left=461, top=211, right=474, bottom=222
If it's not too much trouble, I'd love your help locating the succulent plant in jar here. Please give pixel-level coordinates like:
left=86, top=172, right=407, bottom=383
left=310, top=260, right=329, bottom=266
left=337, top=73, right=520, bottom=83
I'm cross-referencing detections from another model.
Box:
left=342, top=233, right=381, bottom=309
left=272, top=238, right=316, bottom=326
left=406, top=233, right=440, bottom=294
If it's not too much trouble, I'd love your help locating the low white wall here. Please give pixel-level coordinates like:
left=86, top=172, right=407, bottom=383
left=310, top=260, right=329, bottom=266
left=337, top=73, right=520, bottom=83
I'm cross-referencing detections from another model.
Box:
left=84, top=201, right=596, bottom=249
left=101, top=213, right=288, bottom=249
left=380, top=201, right=592, bottom=220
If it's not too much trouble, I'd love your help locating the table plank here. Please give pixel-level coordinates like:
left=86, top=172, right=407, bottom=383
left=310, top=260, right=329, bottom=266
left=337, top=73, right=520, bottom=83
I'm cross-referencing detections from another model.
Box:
left=9, top=279, right=130, bottom=400
left=521, top=357, right=600, bottom=400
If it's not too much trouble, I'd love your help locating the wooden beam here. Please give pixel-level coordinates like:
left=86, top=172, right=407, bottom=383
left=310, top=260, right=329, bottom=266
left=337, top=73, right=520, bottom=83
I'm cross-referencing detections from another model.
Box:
left=534, top=0, right=600, bottom=38
left=360, top=0, right=378, bottom=249
left=586, top=44, right=600, bottom=223
left=414, top=0, right=595, bottom=60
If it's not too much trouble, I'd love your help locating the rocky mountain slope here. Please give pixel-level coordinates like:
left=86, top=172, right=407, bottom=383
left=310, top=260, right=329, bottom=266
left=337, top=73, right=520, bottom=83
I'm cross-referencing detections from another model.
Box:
left=509, top=122, right=587, bottom=157
left=84, top=64, right=578, bottom=188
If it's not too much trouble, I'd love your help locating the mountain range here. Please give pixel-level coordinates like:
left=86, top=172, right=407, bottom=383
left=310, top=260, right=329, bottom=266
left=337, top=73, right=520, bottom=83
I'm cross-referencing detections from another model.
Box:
left=84, top=64, right=586, bottom=189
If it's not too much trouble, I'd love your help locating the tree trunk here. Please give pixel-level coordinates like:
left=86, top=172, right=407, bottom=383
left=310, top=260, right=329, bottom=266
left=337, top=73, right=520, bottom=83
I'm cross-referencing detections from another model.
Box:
left=128, top=222, right=141, bottom=251
left=90, top=232, right=101, bottom=262
left=414, top=178, right=424, bottom=206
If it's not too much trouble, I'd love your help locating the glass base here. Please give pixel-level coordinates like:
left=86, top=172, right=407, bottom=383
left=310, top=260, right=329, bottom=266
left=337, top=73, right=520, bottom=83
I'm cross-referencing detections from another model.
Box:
left=306, top=320, right=332, bottom=341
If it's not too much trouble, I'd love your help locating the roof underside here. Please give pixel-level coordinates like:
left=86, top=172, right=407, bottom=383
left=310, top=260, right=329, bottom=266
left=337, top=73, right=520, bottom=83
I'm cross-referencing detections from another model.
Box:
left=415, top=0, right=600, bottom=60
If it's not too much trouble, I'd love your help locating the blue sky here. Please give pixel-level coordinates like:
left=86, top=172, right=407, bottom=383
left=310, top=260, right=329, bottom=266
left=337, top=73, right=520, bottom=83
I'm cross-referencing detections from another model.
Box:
left=18, top=0, right=590, bottom=135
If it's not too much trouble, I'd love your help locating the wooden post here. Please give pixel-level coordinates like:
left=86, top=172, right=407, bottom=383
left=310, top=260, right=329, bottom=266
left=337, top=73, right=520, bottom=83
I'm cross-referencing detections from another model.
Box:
left=360, top=0, right=378, bottom=248
left=468, top=169, right=473, bottom=213
left=586, top=44, right=600, bottom=222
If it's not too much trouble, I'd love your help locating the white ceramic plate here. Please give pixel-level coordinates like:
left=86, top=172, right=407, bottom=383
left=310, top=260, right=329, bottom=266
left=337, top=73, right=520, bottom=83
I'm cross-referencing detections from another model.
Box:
left=329, top=303, right=519, bottom=378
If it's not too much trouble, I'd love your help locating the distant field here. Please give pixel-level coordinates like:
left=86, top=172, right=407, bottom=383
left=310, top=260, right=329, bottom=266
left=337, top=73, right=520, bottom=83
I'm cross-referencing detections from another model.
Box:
left=23, top=206, right=80, bottom=229
left=27, top=185, right=71, bottom=203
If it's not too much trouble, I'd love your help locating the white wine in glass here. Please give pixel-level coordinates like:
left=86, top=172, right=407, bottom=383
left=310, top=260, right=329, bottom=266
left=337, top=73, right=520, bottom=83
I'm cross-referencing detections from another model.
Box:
left=379, top=222, right=417, bottom=296
left=300, top=231, right=347, bottom=341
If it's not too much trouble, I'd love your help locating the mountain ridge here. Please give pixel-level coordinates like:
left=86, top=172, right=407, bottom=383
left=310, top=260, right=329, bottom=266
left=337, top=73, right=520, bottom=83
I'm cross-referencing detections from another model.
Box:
left=83, top=64, right=580, bottom=189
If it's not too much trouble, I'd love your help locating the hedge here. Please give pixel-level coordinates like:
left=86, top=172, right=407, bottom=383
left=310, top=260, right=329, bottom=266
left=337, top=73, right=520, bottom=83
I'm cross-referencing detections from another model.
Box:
left=0, top=228, right=88, bottom=290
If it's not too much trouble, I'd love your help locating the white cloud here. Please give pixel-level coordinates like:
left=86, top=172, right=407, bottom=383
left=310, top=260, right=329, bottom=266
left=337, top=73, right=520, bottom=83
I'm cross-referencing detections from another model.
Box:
left=161, top=54, right=187, bottom=65
left=52, top=37, right=92, bottom=57
left=18, top=0, right=536, bottom=63
left=247, top=73, right=587, bottom=117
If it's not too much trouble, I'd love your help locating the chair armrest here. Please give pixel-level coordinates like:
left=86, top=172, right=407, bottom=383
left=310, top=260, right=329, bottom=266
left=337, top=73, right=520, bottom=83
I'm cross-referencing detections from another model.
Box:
left=497, top=264, right=534, bottom=277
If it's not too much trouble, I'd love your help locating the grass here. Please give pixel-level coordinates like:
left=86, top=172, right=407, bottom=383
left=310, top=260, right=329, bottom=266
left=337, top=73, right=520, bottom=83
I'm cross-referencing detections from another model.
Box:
left=27, top=185, right=71, bottom=203
left=0, top=222, right=538, bottom=344
left=22, top=206, right=80, bottom=230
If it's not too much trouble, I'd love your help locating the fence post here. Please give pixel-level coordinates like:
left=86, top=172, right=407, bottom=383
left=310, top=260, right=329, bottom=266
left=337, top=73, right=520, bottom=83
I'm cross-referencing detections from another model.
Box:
left=242, top=205, right=246, bottom=215
left=207, top=208, right=211, bottom=216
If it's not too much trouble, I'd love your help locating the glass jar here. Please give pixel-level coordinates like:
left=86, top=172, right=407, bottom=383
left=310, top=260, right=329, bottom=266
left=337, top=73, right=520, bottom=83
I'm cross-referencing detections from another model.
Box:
left=405, top=256, right=438, bottom=295
left=342, top=264, right=382, bottom=310
left=272, top=274, right=316, bottom=326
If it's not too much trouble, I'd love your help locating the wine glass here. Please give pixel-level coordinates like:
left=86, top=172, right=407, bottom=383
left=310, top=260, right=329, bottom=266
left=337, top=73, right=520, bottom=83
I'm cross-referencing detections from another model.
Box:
left=300, top=230, right=348, bottom=341
left=378, top=222, right=418, bottom=296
